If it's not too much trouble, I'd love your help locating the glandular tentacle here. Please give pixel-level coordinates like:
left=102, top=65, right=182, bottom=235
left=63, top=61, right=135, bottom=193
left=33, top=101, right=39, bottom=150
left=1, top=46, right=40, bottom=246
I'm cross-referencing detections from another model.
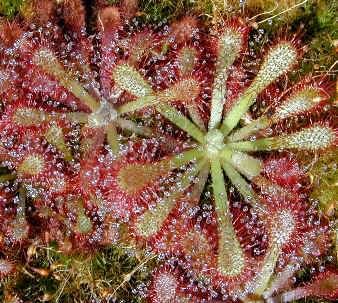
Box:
left=45, top=124, right=73, bottom=161
left=112, top=63, right=153, bottom=98
left=228, top=116, right=270, bottom=142
left=117, top=78, right=200, bottom=114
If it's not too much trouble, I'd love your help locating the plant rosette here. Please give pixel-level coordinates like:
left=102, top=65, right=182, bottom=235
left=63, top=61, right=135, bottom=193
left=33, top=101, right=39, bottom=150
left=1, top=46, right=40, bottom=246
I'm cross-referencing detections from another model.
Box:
left=0, top=0, right=336, bottom=301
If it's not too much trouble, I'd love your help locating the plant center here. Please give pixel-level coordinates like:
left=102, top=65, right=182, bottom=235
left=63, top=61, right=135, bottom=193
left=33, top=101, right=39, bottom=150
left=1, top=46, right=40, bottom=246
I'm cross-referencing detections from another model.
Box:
left=87, top=100, right=118, bottom=128
left=204, top=129, right=225, bottom=158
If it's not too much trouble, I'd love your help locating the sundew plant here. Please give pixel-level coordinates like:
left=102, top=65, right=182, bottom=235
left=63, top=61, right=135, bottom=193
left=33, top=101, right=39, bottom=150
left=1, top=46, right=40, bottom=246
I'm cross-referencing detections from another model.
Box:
left=0, top=0, right=337, bottom=302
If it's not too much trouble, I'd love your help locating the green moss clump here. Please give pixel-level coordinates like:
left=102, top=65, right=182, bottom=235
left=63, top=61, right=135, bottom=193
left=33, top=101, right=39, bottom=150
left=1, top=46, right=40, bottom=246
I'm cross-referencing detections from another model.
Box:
left=290, top=0, right=337, bottom=74
left=316, top=0, right=337, bottom=29
left=192, top=0, right=311, bottom=24
left=310, top=150, right=338, bottom=216
left=138, top=0, right=194, bottom=23
left=0, top=243, right=157, bottom=302
left=0, top=0, right=23, bottom=18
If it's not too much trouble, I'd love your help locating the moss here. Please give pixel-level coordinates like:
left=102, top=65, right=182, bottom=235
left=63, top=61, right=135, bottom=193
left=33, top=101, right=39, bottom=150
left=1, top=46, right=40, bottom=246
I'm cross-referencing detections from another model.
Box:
left=289, top=0, right=337, bottom=74
left=138, top=0, right=194, bottom=23
left=0, top=0, right=23, bottom=18
left=316, top=0, right=337, bottom=30
left=2, top=243, right=157, bottom=302
left=309, top=150, right=338, bottom=216
left=192, top=0, right=311, bottom=24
